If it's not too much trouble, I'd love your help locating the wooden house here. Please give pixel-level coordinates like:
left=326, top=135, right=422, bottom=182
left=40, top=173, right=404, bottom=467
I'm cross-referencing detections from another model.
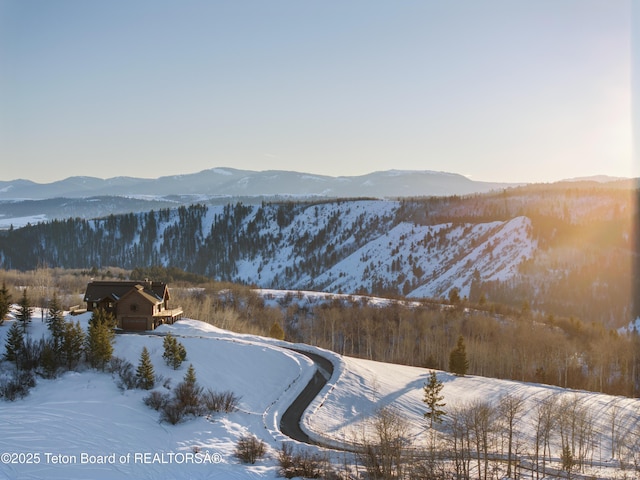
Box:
left=83, top=280, right=183, bottom=331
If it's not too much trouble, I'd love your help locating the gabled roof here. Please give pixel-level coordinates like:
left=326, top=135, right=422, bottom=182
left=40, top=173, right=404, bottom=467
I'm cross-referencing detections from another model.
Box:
left=119, top=284, right=164, bottom=306
left=84, top=281, right=168, bottom=304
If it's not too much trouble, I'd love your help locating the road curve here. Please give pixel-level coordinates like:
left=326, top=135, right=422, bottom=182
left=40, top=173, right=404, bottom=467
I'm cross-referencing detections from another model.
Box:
left=280, top=348, right=334, bottom=444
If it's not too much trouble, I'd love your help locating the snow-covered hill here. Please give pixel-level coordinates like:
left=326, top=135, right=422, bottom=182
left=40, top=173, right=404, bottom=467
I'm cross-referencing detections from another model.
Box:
left=0, top=200, right=536, bottom=301
left=1, top=311, right=638, bottom=479
left=0, top=315, right=317, bottom=480
left=3, top=183, right=636, bottom=326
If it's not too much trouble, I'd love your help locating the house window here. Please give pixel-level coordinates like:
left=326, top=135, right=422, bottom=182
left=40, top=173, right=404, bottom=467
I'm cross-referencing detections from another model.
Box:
left=130, top=304, right=138, bottom=312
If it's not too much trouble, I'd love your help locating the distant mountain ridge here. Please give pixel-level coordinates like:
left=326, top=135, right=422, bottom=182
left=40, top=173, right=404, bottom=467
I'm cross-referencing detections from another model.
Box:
left=0, top=167, right=518, bottom=200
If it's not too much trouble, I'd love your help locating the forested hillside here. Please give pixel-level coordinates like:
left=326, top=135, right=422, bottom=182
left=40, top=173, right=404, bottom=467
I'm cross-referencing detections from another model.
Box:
left=0, top=183, right=636, bottom=327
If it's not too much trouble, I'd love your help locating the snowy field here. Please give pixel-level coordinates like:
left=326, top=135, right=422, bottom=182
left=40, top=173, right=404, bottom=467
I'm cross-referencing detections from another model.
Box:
left=0, top=309, right=639, bottom=479
left=0, top=214, right=48, bottom=230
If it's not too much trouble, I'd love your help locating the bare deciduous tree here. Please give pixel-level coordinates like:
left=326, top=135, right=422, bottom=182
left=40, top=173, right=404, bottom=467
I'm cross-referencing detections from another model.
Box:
left=532, top=394, right=558, bottom=480
left=498, top=393, right=525, bottom=478
left=358, top=406, right=410, bottom=480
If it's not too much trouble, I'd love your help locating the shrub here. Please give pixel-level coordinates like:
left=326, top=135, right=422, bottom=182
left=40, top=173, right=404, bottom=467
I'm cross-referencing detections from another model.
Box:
left=160, top=401, right=186, bottom=425
left=20, top=337, right=45, bottom=372
left=109, top=357, right=137, bottom=391
left=234, top=435, right=266, bottom=464
left=202, top=388, right=241, bottom=413
left=143, top=391, right=171, bottom=411
left=277, top=442, right=328, bottom=479
left=0, top=371, right=35, bottom=401
left=173, top=381, right=203, bottom=416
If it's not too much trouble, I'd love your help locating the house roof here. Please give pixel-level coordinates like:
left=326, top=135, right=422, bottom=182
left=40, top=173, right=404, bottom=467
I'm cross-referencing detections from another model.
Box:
left=84, top=281, right=168, bottom=304
left=119, top=284, right=164, bottom=306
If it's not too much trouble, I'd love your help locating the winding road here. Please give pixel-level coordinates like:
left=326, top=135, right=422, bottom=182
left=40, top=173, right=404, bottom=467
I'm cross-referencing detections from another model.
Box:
left=133, top=330, right=335, bottom=445
left=279, top=348, right=334, bottom=444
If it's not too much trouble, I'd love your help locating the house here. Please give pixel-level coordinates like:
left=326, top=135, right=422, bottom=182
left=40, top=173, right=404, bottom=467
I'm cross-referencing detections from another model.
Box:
left=83, top=280, right=183, bottom=331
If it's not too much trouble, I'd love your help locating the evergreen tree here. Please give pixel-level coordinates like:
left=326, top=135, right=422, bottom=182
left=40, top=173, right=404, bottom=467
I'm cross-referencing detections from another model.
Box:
left=162, top=333, right=187, bottom=370
left=469, top=269, right=482, bottom=304
left=40, top=341, right=59, bottom=378
left=62, top=320, right=85, bottom=370
left=4, top=321, right=24, bottom=363
left=136, top=346, right=155, bottom=390
left=268, top=320, right=285, bottom=340
left=448, top=287, right=461, bottom=305
left=174, top=363, right=202, bottom=416
left=423, top=371, right=446, bottom=429
left=449, top=335, right=469, bottom=377
left=184, top=363, right=197, bottom=385
left=16, top=289, right=33, bottom=334
left=46, top=293, right=65, bottom=355
left=85, top=308, right=116, bottom=370
left=0, top=281, right=11, bottom=325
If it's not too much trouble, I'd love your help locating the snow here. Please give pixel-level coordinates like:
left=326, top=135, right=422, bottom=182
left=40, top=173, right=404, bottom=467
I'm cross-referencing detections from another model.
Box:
left=307, top=215, right=535, bottom=299
left=0, top=214, right=48, bottom=229
left=1, top=305, right=638, bottom=479
left=299, top=175, right=326, bottom=181
left=211, top=168, right=234, bottom=176
left=619, top=317, right=640, bottom=334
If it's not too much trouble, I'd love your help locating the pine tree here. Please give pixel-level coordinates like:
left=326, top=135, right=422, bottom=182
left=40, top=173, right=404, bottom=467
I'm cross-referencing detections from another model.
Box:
left=449, top=335, right=469, bottom=377
left=184, top=363, right=197, bottom=385
left=16, top=289, right=32, bottom=334
left=136, top=346, right=155, bottom=390
left=40, top=342, right=59, bottom=378
left=4, top=321, right=24, bottom=363
left=268, top=320, right=285, bottom=340
left=47, top=293, right=65, bottom=355
left=448, top=287, right=461, bottom=305
left=85, top=308, right=116, bottom=370
left=62, top=320, right=85, bottom=370
left=173, top=363, right=202, bottom=416
left=0, top=281, right=11, bottom=325
left=423, top=371, right=446, bottom=428
left=162, top=333, right=187, bottom=370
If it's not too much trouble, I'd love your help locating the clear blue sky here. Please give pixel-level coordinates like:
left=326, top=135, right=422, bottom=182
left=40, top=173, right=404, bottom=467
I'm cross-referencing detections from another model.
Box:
left=0, top=0, right=634, bottom=183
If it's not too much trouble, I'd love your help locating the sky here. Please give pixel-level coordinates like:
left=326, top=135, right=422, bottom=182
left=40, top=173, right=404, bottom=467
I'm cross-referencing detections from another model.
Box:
left=0, top=0, right=635, bottom=184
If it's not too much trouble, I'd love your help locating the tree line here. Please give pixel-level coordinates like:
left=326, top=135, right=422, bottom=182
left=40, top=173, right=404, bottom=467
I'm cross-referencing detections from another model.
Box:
left=1, top=267, right=639, bottom=397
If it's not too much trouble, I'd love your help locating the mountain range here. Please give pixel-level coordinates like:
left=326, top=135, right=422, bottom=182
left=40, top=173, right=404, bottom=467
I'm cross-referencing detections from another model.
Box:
left=0, top=167, right=517, bottom=200
left=3, top=168, right=632, bottom=228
